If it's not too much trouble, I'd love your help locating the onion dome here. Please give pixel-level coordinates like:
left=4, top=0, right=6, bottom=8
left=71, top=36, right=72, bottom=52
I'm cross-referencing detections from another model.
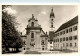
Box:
left=50, top=8, right=55, bottom=18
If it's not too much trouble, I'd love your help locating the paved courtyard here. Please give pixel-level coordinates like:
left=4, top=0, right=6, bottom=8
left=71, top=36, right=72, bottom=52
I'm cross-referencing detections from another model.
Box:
left=5, top=50, right=77, bottom=54
left=24, top=50, right=77, bottom=54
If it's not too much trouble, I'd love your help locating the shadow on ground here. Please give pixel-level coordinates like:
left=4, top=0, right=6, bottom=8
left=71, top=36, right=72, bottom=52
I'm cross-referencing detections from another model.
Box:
left=3, top=51, right=22, bottom=54
left=24, top=51, right=41, bottom=54
left=51, top=49, right=78, bottom=53
left=60, top=50, right=78, bottom=53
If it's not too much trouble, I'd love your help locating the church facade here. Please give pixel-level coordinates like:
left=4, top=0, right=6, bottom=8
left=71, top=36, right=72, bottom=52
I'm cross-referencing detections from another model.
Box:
left=25, top=14, right=48, bottom=51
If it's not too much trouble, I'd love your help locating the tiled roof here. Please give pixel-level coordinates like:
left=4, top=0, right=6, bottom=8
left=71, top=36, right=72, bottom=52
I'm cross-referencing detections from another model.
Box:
left=40, top=35, right=48, bottom=37
left=40, top=30, right=48, bottom=37
left=55, top=16, right=78, bottom=33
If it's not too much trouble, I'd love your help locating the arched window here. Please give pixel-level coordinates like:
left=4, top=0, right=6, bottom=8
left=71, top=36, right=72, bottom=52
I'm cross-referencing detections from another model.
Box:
left=31, top=22, right=34, bottom=27
left=31, top=33, right=34, bottom=38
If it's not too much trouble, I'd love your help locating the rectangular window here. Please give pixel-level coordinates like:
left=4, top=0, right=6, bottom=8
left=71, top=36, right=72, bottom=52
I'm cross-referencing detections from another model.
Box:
left=66, top=29, right=68, bottom=33
left=69, top=28, right=72, bottom=32
left=58, top=39, right=59, bottom=42
left=69, top=36, right=72, bottom=40
left=60, top=38, right=62, bottom=42
left=74, top=35, right=77, bottom=40
left=31, top=33, right=34, bottom=38
left=66, top=37, right=68, bottom=41
left=73, top=26, right=77, bottom=31
left=75, top=43, right=77, bottom=47
left=63, top=31, right=65, bottom=34
left=63, top=37, right=65, bottom=41
left=60, top=32, right=62, bottom=35
left=58, top=33, right=59, bottom=36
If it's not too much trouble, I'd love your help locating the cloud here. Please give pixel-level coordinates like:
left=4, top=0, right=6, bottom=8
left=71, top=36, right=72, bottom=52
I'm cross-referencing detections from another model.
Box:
left=3, top=8, right=17, bottom=15
left=38, top=11, right=46, bottom=16
left=41, top=11, right=46, bottom=15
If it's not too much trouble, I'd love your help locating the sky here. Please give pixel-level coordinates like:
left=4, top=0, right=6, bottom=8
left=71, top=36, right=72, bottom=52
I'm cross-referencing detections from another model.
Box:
left=4, top=5, right=78, bottom=35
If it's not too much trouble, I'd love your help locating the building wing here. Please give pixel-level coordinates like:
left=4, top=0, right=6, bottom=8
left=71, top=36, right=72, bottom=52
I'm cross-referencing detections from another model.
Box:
left=56, top=16, right=78, bottom=33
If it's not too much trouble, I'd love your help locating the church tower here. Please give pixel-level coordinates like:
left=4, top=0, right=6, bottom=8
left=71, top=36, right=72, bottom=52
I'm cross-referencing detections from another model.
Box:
left=48, top=8, right=55, bottom=50
left=50, top=8, right=55, bottom=30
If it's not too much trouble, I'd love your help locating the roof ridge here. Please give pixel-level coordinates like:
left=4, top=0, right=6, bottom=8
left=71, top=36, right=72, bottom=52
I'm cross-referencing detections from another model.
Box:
left=55, top=16, right=78, bottom=33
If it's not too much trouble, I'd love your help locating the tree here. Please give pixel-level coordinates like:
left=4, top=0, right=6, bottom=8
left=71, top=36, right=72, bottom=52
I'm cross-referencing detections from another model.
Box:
left=2, top=5, right=23, bottom=53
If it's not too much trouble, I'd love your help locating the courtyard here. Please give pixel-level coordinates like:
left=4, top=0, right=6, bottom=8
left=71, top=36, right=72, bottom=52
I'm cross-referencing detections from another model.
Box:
left=5, top=50, right=77, bottom=54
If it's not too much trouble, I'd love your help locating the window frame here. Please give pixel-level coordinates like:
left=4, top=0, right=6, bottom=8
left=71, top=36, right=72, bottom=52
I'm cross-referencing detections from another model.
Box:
left=69, top=36, right=72, bottom=40
left=31, top=32, right=34, bottom=38
left=66, top=37, right=68, bottom=41
left=66, top=29, right=68, bottom=33
left=63, top=37, right=65, bottom=41
left=73, top=26, right=77, bottom=31
left=74, top=35, right=77, bottom=40
left=31, top=22, right=34, bottom=27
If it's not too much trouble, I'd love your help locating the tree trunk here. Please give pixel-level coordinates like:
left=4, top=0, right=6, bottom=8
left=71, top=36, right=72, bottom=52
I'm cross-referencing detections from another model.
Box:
left=16, top=48, right=19, bottom=52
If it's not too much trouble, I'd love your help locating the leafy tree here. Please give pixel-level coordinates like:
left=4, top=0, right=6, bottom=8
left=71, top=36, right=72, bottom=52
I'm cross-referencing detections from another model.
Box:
left=2, top=5, right=23, bottom=53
